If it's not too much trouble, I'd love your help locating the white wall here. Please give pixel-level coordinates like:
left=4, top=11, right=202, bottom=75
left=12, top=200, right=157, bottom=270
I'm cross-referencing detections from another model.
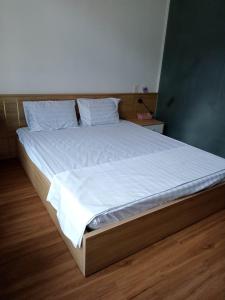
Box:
left=0, top=0, right=169, bottom=93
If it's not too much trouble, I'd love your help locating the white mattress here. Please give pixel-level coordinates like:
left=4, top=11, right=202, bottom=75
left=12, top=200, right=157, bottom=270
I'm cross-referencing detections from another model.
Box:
left=17, top=121, right=225, bottom=236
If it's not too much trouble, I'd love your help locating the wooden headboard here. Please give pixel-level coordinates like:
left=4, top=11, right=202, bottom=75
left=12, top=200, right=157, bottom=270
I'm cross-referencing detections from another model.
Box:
left=0, top=93, right=157, bottom=159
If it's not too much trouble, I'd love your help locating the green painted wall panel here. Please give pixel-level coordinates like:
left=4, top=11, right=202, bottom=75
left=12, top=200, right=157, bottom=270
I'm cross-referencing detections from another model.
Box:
left=157, top=0, right=225, bottom=157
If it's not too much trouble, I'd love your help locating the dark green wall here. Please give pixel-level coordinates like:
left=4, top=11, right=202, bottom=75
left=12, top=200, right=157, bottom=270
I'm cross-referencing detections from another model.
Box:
left=157, top=0, right=225, bottom=157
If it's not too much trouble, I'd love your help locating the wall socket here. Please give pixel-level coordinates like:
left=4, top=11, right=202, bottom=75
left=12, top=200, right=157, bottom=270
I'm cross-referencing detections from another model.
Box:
left=133, top=84, right=150, bottom=93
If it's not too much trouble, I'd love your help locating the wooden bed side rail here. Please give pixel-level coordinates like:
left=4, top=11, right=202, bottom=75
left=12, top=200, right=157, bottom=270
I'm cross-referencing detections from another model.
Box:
left=18, top=140, right=86, bottom=274
left=83, top=184, right=225, bottom=275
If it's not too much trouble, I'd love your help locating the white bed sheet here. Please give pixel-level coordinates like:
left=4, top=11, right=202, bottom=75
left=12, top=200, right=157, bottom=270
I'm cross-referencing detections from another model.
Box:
left=16, top=121, right=184, bottom=181
left=17, top=121, right=225, bottom=242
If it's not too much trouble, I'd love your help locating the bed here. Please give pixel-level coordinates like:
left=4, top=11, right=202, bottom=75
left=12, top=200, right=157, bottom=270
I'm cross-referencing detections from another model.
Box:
left=17, top=113, right=225, bottom=276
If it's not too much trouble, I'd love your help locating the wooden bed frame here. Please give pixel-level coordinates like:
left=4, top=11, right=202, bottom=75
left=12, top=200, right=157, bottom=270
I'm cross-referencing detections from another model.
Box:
left=18, top=141, right=225, bottom=276
left=4, top=93, right=224, bottom=276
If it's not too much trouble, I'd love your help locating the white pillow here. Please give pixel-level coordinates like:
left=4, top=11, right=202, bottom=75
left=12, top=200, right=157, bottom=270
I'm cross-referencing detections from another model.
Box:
left=23, top=100, right=78, bottom=131
left=77, top=98, right=120, bottom=126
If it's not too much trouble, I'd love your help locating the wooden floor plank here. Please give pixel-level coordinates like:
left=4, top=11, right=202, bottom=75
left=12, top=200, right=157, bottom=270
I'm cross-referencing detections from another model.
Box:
left=0, top=159, right=225, bottom=299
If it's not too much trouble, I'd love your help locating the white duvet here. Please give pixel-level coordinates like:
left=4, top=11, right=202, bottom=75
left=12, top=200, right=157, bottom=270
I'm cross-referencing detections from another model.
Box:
left=17, top=121, right=225, bottom=247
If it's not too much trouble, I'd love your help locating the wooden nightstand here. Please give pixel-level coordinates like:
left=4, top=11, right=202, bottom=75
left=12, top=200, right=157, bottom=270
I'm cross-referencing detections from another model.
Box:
left=127, top=118, right=164, bottom=134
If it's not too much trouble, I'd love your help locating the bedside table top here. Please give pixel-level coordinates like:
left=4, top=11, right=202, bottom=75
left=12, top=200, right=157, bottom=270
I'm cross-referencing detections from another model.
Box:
left=125, top=118, right=164, bottom=126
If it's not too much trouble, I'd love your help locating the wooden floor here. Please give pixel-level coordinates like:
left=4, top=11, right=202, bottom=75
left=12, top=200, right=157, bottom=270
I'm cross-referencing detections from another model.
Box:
left=0, top=160, right=225, bottom=300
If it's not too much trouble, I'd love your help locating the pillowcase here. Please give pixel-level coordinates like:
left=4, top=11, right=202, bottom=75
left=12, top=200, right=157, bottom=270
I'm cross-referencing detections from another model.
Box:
left=77, top=98, right=120, bottom=126
left=23, top=100, right=78, bottom=131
